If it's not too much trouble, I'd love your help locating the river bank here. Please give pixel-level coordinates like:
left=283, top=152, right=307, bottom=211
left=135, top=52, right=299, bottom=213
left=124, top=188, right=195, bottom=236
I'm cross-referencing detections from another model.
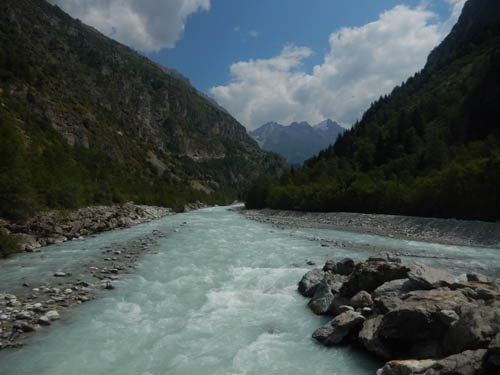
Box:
left=241, top=208, right=500, bottom=249
left=0, top=202, right=174, bottom=253
left=0, top=202, right=196, bottom=350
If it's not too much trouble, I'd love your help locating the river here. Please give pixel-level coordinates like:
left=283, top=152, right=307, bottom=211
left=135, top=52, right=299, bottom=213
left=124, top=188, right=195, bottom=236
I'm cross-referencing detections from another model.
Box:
left=1, top=206, right=499, bottom=375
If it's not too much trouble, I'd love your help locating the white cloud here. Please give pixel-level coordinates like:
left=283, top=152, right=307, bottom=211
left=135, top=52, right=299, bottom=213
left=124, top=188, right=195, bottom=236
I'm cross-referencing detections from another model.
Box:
left=48, top=0, right=210, bottom=52
left=248, top=30, right=260, bottom=38
left=211, top=2, right=465, bottom=130
left=233, top=26, right=240, bottom=32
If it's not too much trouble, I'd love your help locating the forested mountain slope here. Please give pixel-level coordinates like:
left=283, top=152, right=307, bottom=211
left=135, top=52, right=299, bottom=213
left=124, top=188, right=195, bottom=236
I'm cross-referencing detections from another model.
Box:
left=0, top=0, right=284, bottom=220
left=246, top=0, right=500, bottom=221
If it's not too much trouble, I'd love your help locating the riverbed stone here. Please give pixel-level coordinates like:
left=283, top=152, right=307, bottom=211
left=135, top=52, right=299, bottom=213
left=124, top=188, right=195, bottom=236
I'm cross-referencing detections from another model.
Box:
left=407, top=262, right=457, bottom=290
left=298, top=269, right=325, bottom=297
left=313, top=310, right=366, bottom=346
left=443, top=303, right=500, bottom=355
left=467, top=272, right=490, bottom=283
left=340, top=261, right=410, bottom=297
left=350, top=290, right=373, bottom=308
left=38, top=316, right=51, bottom=326
left=15, top=311, right=32, bottom=320
left=45, top=310, right=60, bottom=321
left=308, top=274, right=344, bottom=315
left=358, top=315, right=393, bottom=359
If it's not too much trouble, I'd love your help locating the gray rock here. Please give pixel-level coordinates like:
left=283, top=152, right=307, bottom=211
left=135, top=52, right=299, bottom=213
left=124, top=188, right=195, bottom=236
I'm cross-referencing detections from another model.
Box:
left=308, top=277, right=336, bottom=315
left=437, top=309, right=460, bottom=327
left=313, top=310, right=365, bottom=346
left=376, top=349, right=487, bottom=375
left=444, top=303, right=500, bottom=354
left=359, top=315, right=393, bottom=360
left=14, top=321, right=35, bottom=332
left=323, top=259, right=337, bottom=272
left=0, top=314, right=8, bottom=321
left=407, top=262, right=457, bottom=290
left=15, top=311, right=32, bottom=320
left=32, top=303, right=44, bottom=313
left=37, top=316, right=51, bottom=326
left=372, top=278, right=417, bottom=299
left=298, top=269, right=325, bottom=297
left=350, top=290, right=373, bottom=308
left=53, top=272, right=68, bottom=277
left=340, top=261, right=410, bottom=297
left=429, top=349, right=487, bottom=375
left=335, top=258, right=355, bottom=276
left=488, top=332, right=500, bottom=368
left=467, top=272, right=490, bottom=283
left=379, top=289, right=469, bottom=344
left=338, top=305, right=355, bottom=313
left=45, top=310, right=60, bottom=321
left=376, top=359, right=436, bottom=375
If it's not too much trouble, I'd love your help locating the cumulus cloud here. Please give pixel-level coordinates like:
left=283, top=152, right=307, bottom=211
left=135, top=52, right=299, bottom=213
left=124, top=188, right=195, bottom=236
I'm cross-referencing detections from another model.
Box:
left=48, top=0, right=210, bottom=52
left=248, top=30, right=260, bottom=38
left=211, top=2, right=465, bottom=130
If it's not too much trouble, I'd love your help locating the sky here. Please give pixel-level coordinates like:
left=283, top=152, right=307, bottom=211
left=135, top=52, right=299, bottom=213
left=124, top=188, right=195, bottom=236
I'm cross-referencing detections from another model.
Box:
left=48, top=0, right=466, bottom=130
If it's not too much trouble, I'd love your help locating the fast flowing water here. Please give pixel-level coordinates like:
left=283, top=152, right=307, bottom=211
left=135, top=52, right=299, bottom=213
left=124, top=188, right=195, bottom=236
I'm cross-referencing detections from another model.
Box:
left=1, top=206, right=499, bottom=375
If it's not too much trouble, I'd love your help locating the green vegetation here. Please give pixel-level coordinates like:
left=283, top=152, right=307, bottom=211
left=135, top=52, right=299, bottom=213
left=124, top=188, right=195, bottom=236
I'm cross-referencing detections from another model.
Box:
left=246, top=0, right=500, bottom=221
left=0, top=0, right=283, bottom=222
left=0, top=228, right=21, bottom=257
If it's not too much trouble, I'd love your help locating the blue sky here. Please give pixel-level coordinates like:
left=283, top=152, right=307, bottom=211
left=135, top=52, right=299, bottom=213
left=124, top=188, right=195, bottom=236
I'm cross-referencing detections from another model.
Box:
left=49, top=0, right=465, bottom=129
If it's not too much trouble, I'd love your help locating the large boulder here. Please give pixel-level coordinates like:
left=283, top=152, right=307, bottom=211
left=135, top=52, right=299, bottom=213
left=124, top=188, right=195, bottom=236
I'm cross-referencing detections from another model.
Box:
left=376, top=349, right=487, bottom=375
left=407, top=262, right=457, bottom=290
left=323, top=258, right=355, bottom=275
left=377, top=289, right=470, bottom=358
left=308, top=273, right=345, bottom=315
left=358, top=315, right=393, bottom=359
left=444, top=303, right=500, bottom=355
left=340, top=261, right=410, bottom=297
left=298, top=269, right=325, bottom=297
left=312, top=310, right=365, bottom=346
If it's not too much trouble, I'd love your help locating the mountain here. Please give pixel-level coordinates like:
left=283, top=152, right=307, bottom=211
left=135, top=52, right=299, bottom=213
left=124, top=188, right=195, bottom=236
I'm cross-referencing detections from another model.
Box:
left=249, top=120, right=345, bottom=165
left=0, top=0, right=285, bottom=220
left=246, top=0, right=500, bottom=221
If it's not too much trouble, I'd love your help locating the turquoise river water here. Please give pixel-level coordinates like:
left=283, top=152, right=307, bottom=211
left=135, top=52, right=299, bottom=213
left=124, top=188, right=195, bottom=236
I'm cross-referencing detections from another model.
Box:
left=1, top=206, right=499, bottom=375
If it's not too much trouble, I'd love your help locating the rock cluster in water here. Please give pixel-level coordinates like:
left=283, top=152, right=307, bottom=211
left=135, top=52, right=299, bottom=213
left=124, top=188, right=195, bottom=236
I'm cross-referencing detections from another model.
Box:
left=299, top=254, right=500, bottom=374
left=0, top=227, right=173, bottom=350
left=1, top=202, right=172, bottom=252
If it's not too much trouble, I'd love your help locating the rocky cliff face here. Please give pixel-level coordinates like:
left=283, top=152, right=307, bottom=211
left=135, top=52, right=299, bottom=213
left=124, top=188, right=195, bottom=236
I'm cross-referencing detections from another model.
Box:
left=0, top=0, right=284, bottom=216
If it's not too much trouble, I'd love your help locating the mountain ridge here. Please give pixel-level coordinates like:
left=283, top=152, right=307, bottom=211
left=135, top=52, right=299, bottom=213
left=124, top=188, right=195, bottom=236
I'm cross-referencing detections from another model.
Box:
left=249, top=120, right=345, bottom=165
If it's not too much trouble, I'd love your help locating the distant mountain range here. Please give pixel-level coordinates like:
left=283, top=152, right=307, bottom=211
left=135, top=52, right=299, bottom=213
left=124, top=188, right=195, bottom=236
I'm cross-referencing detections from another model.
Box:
left=249, top=120, right=345, bottom=165
left=246, top=0, right=500, bottom=222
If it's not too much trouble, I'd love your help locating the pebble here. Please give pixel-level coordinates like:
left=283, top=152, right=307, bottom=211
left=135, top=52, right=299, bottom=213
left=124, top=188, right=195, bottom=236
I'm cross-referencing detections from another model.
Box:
left=15, top=311, right=32, bottom=320
left=38, top=316, right=51, bottom=326
left=53, top=272, right=68, bottom=277
left=45, top=310, right=60, bottom=321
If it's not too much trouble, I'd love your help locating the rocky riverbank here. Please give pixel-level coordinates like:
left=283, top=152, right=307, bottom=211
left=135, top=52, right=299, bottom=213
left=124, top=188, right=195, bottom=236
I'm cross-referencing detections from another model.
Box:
left=0, top=202, right=183, bottom=350
left=0, top=202, right=173, bottom=252
left=0, top=220, right=190, bottom=350
left=241, top=208, right=500, bottom=249
left=299, top=255, right=500, bottom=374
